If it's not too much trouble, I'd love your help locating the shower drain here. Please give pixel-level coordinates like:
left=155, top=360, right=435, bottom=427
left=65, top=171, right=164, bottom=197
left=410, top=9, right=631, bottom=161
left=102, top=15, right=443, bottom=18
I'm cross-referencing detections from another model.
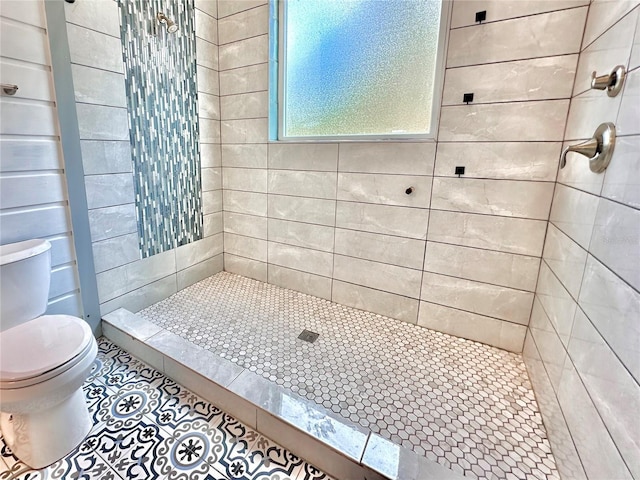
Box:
left=297, top=329, right=319, bottom=343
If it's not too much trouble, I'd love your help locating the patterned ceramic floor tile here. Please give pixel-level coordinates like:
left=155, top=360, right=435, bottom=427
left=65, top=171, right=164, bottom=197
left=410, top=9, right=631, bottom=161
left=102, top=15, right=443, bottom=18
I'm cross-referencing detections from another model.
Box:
left=232, top=435, right=304, bottom=480
left=1, top=340, right=332, bottom=480
left=138, top=272, right=560, bottom=480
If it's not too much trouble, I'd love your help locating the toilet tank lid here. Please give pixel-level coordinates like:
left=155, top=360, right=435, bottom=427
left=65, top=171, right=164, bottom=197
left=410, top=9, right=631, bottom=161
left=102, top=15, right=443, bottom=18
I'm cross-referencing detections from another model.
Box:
left=0, top=239, right=51, bottom=266
left=0, top=315, right=93, bottom=382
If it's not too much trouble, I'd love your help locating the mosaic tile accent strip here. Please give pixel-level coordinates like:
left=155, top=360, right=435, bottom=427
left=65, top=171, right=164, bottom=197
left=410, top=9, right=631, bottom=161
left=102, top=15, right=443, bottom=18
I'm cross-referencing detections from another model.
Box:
left=0, top=338, right=333, bottom=480
left=118, top=0, right=203, bottom=258
left=139, top=272, right=560, bottom=480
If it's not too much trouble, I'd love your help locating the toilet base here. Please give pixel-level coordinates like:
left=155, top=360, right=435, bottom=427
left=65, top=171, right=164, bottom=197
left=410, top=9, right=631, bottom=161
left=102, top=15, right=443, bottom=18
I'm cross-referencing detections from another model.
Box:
left=1, top=388, right=93, bottom=469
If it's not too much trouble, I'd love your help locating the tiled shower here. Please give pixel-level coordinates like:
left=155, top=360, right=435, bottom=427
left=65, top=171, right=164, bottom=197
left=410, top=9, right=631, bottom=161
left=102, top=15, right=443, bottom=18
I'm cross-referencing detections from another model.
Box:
left=0, top=0, right=638, bottom=479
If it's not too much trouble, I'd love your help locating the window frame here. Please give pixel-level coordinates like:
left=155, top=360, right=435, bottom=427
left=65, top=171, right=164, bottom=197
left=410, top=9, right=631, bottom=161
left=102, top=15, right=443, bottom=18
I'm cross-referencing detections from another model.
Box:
left=269, top=0, right=452, bottom=142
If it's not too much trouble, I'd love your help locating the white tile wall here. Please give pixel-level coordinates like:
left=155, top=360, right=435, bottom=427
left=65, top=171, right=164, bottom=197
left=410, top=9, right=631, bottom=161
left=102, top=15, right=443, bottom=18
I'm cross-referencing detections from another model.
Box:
left=0, top=0, right=82, bottom=317
left=524, top=5, right=640, bottom=480
left=63, top=0, right=224, bottom=315
left=217, top=0, right=587, bottom=353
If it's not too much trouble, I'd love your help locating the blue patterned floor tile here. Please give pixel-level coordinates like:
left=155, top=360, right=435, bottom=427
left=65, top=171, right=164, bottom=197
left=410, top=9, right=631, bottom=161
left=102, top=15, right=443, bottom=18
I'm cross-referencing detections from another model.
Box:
left=203, top=414, right=260, bottom=479
left=96, top=381, right=163, bottom=432
left=5, top=435, right=122, bottom=480
left=235, top=435, right=304, bottom=480
left=0, top=436, right=30, bottom=479
left=102, top=357, right=165, bottom=393
left=83, top=382, right=117, bottom=425
left=146, top=377, right=226, bottom=430
left=295, top=464, right=336, bottom=480
left=154, top=418, right=231, bottom=480
left=88, top=420, right=167, bottom=480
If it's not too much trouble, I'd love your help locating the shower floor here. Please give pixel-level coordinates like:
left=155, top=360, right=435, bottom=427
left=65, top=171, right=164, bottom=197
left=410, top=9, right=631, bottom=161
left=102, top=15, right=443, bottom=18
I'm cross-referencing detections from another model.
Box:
left=139, top=272, right=558, bottom=480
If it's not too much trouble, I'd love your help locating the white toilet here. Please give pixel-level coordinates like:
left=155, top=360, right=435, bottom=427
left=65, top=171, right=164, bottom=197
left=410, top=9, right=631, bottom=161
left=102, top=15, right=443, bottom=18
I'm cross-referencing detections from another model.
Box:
left=0, top=239, right=98, bottom=469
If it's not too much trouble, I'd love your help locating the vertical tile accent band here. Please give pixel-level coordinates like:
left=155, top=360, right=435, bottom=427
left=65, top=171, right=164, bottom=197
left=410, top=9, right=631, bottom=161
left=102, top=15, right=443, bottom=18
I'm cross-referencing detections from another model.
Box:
left=118, top=0, right=203, bottom=257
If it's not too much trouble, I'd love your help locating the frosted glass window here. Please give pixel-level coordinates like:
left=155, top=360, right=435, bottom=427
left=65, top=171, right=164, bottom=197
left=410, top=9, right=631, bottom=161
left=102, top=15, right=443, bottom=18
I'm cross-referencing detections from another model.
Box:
left=274, top=0, right=447, bottom=140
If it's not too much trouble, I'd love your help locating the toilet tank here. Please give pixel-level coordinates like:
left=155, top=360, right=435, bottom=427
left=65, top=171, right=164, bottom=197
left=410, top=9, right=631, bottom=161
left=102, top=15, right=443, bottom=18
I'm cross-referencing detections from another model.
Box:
left=0, top=239, right=52, bottom=332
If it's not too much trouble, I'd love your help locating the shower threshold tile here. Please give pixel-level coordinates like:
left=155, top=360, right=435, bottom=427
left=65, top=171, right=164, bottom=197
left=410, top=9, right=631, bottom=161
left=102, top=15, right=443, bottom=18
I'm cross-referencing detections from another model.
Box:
left=133, top=271, right=559, bottom=480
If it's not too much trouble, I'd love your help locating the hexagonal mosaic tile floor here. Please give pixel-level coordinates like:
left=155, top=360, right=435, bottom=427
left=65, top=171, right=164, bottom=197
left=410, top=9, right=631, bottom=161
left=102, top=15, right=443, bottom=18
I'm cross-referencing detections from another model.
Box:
left=0, top=338, right=333, bottom=480
left=139, top=272, right=559, bottom=480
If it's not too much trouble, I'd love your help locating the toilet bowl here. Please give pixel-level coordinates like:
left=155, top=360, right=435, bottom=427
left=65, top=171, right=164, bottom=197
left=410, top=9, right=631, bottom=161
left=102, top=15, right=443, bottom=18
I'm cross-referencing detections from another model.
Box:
left=0, top=239, right=98, bottom=469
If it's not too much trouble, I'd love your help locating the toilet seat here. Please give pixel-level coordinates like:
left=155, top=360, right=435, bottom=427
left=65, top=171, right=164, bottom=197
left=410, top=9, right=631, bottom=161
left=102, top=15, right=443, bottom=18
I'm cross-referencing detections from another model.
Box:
left=0, top=315, right=94, bottom=389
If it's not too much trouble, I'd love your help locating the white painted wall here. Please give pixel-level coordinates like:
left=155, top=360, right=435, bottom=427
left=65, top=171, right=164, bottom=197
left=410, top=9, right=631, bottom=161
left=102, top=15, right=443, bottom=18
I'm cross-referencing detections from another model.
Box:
left=0, top=0, right=82, bottom=316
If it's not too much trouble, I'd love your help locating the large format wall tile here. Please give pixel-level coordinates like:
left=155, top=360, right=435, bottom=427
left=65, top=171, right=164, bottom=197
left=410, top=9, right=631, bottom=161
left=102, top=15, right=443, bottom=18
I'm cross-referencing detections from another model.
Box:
left=601, top=135, right=640, bottom=208
left=223, top=190, right=267, bottom=216
left=268, top=170, right=337, bottom=199
left=529, top=298, right=567, bottom=391
left=536, top=262, right=577, bottom=347
left=579, top=255, right=640, bottom=383
left=443, top=55, right=577, bottom=105
left=568, top=308, right=640, bottom=478
left=221, top=118, right=268, bottom=143
left=88, top=204, right=137, bottom=242
left=268, top=218, right=334, bottom=253
left=268, top=194, right=335, bottom=226
left=224, top=253, right=267, bottom=282
left=269, top=143, right=339, bottom=171
left=96, top=250, right=176, bottom=302
left=268, top=264, right=332, bottom=300
left=218, top=4, right=268, bottom=44
left=268, top=242, right=333, bottom=277
left=418, top=302, right=526, bottom=352
left=218, top=34, right=268, bottom=70
left=222, top=144, right=267, bottom=168
left=450, top=0, right=588, bottom=28
left=431, top=178, right=554, bottom=220
left=557, top=361, right=633, bottom=480
left=428, top=210, right=547, bottom=256
left=67, top=24, right=123, bottom=72
left=333, top=255, right=422, bottom=299
left=617, top=67, right=640, bottom=136
left=439, top=101, right=569, bottom=142
left=573, top=9, right=638, bottom=95
left=64, top=0, right=120, bottom=36
left=331, top=280, right=419, bottom=324
left=219, top=63, right=268, bottom=95
left=549, top=184, right=599, bottom=249
left=84, top=173, right=134, bottom=210
left=334, top=229, right=425, bottom=270
left=421, top=272, right=534, bottom=324
left=220, top=91, right=268, bottom=120
left=542, top=224, right=588, bottom=298
left=222, top=167, right=267, bottom=192
left=425, top=242, right=540, bottom=292
left=338, top=173, right=432, bottom=208
left=338, top=143, right=435, bottom=175
left=336, top=202, right=429, bottom=240
left=80, top=140, right=132, bottom=175
left=582, top=0, right=640, bottom=47
left=435, top=142, right=560, bottom=181
left=224, top=232, right=267, bottom=262
left=523, top=334, right=588, bottom=480
left=447, top=7, right=587, bottom=67
left=224, top=211, right=267, bottom=239
left=71, top=64, right=126, bottom=108
left=589, top=197, right=640, bottom=290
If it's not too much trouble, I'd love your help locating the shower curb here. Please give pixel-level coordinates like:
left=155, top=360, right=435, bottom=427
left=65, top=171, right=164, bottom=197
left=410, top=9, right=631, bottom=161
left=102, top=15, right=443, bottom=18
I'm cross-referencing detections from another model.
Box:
left=102, top=308, right=468, bottom=480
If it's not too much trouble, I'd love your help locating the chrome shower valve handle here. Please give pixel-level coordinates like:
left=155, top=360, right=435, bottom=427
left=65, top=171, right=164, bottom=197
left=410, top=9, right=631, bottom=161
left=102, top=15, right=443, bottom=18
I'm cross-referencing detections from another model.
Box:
left=560, top=123, right=616, bottom=173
